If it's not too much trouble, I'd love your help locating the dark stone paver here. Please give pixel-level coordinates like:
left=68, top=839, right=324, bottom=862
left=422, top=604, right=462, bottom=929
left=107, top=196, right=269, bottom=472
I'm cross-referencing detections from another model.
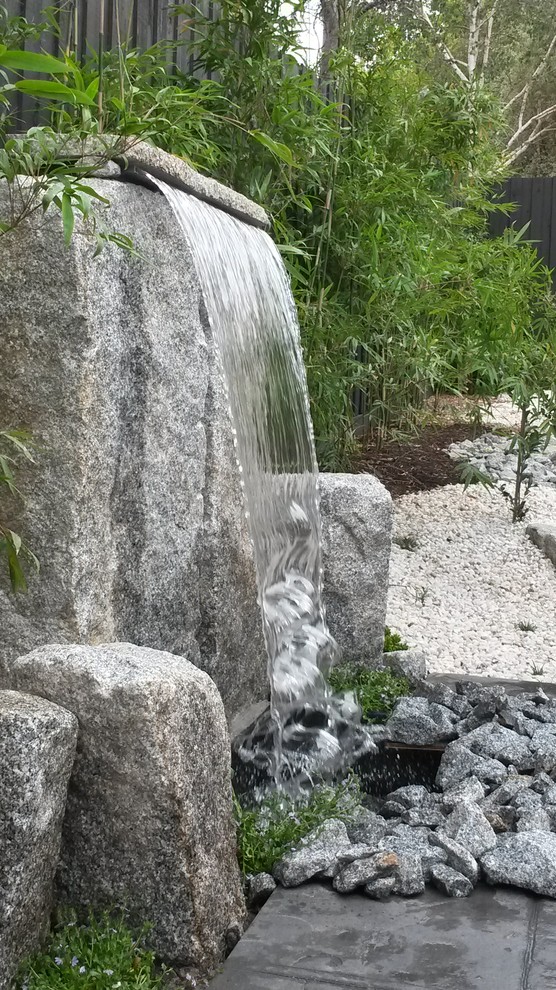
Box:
left=211, top=884, right=556, bottom=989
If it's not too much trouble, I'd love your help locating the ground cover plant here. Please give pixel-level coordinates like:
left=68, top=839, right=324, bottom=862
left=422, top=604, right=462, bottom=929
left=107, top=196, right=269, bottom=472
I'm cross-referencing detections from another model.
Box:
left=234, top=775, right=362, bottom=875
left=17, top=913, right=164, bottom=990
left=327, top=663, right=410, bottom=724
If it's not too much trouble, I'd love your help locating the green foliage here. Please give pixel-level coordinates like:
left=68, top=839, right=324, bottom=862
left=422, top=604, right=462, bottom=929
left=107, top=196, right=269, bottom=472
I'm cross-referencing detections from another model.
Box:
left=234, top=776, right=361, bottom=875
left=383, top=627, right=409, bottom=653
left=327, top=663, right=409, bottom=723
left=17, top=912, right=164, bottom=990
left=0, top=429, right=38, bottom=591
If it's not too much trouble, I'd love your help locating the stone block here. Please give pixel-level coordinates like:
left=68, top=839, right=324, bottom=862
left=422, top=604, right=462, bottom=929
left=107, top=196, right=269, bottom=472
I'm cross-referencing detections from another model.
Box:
left=0, top=175, right=267, bottom=718
left=318, top=473, right=392, bottom=663
left=526, top=521, right=556, bottom=568
left=10, top=643, right=245, bottom=972
left=0, top=690, right=77, bottom=990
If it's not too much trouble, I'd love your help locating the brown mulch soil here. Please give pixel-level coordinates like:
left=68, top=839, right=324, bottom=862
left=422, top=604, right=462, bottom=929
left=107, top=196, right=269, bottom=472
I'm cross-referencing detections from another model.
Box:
left=354, top=424, right=493, bottom=499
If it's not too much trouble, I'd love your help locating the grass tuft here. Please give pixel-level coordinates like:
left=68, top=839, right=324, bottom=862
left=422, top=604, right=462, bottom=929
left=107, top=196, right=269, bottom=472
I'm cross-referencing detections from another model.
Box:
left=327, top=664, right=410, bottom=724
left=383, top=627, right=409, bottom=653
left=17, top=912, right=164, bottom=990
left=234, top=776, right=361, bottom=876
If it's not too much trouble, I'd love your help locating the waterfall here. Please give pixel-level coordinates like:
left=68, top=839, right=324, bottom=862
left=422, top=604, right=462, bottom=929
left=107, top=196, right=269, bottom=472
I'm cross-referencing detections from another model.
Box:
left=154, top=179, right=373, bottom=787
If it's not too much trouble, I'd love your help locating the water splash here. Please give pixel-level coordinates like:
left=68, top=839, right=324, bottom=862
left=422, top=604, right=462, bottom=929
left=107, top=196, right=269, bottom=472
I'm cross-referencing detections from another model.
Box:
left=154, top=179, right=374, bottom=787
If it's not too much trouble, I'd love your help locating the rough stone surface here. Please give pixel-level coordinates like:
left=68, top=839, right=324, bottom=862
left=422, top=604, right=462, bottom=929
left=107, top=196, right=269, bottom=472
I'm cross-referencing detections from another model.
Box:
left=438, top=801, right=497, bottom=859
left=364, top=876, right=397, bottom=899
left=318, top=473, right=392, bottom=663
left=383, top=649, right=428, bottom=685
left=462, top=723, right=534, bottom=772
left=0, top=178, right=267, bottom=719
left=247, top=874, right=276, bottom=909
left=481, top=831, right=556, bottom=897
left=391, top=854, right=425, bottom=896
left=119, top=140, right=269, bottom=228
left=0, top=690, right=77, bottom=990
left=527, top=521, right=556, bottom=568
left=442, top=775, right=486, bottom=810
left=436, top=740, right=508, bottom=790
left=430, top=864, right=473, bottom=898
left=379, top=825, right=446, bottom=881
left=429, top=833, right=480, bottom=885
left=385, top=696, right=457, bottom=745
left=333, top=852, right=399, bottom=894
left=273, top=820, right=352, bottom=887
left=9, top=643, right=244, bottom=971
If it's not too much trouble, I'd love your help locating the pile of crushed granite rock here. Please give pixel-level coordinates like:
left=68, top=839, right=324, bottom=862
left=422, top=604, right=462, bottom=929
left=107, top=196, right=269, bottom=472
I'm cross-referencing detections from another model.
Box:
left=246, top=678, right=556, bottom=907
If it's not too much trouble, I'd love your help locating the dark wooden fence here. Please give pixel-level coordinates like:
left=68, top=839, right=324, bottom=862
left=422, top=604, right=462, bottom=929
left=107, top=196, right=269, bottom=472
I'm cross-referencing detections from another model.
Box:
left=4, top=0, right=216, bottom=127
left=489, top=176, right=556, bottom=288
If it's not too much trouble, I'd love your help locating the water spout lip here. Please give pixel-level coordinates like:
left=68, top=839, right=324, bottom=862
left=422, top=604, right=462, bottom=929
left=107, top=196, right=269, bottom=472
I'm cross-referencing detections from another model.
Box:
left=116, top=157, right=270, bottom=231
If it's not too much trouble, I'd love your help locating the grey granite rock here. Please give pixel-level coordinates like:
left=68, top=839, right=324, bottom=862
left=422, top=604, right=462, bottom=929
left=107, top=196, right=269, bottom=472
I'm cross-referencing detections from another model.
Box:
left=417, top=682, right=472, bottom=718
left=391, top=854, right=425, bottom=897
left=531, top=771, right=554, bottom=794
left=438, top=802, right=497, bottom=859
left=0, top=178, right=267, bottom=719
left=402, top=806, right=446, bottom=828
left=515, top=808, right=552, bottom=832
left=461, top=722, right=534, bottom=772
left=429, top=834, right=480, bottom=884
left=346, top=811, right=389, bottom=846
left=430, top=864, right=473, bottom=898
left=436, top=740, right=508, bottom=791
left=530, top=727, right=556, bottom=772
left=318, top=473, right=392, bottom=663
left=274, top=820, right=352, bottom=887
left=333, top=852, right=399, bottom=894
left=526, top=521, right=556, bottom=568
left=383, top=785, right=433, bottom=809
left=488, top=775, right=533, bottom=806
left=381, top=650, right=427, bottom=686
left=481, top=831, right=556, bottom=897
left=381, top=800, right=408, bottom=819
left=484, top=807, right=516, bottom=833
left=364, top=876, right=396, bottom=899
left=385, top=697, right=457, bottom=746
left=379, top=825, right=446, bottom=881
left=512, top=788, right=542, bottom=813
left=441, top=775, right=486, bottom=811
left=10, top=643, right=244, bottom=971
left=0, top=690, right=77, bottom=990
left=247, top=874, right=276, bottom=909
left=456, top=681, right=507, bottom=709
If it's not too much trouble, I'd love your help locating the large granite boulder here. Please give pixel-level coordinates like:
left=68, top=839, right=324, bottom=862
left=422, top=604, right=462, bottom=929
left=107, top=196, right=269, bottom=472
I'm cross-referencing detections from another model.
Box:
left=10, top=643, right=245, bottom=971
left=0, top=170, right=266, bottom=719
left=0, top=690, right=77, bottom=990
left=481, top=831, right=556, bottom=897
left=318, top=473, right=392, bottom=663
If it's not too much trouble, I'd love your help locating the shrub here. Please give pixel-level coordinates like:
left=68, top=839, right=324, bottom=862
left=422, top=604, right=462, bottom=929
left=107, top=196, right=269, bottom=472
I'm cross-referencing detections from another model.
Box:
left=383, top=627, right=409, bottom=653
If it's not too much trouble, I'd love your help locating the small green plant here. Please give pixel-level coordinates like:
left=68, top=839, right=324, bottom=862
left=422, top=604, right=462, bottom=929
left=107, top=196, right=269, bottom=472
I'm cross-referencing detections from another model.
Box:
left=517, top=620, right=537, bottom=632
left=530, top=663, right=545, bottom=677
left=327, top=664, right=409, bottom=724
left=0, top=429, right=39, bottom=591
left=234, top=776, right=361, bottom=876
left=17, top=912, right=164, bottom=990
left=414, top=586, right=431, bottom=607
left=457, top=461, right=495, bottom=491
left=393, top=534, right=419, bottom=551
left=383, top=627, right=409, bottom=653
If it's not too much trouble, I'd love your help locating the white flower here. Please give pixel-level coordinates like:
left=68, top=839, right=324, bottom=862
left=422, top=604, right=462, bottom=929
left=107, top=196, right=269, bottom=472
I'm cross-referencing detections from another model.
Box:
left=79, top=967, right=86, bottom=974
left=54, top=957, right=63, bottom=966
left=103, top=970, right=114, bottom=976
left=71, top=957, right=79, bottom=968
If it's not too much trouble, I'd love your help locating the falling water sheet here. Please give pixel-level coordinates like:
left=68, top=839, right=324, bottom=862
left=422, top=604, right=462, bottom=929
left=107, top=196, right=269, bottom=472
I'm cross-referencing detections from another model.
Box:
left=153, top=178, right=374, bottom=786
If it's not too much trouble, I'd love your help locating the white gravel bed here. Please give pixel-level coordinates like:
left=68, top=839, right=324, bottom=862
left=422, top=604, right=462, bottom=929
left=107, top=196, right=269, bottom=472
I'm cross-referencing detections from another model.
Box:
left=387, top=483, right=556, bottom=682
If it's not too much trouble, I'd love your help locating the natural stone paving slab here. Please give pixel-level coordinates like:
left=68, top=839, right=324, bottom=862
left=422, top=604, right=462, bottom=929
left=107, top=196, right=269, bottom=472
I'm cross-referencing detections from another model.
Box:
left=210, top=883, right=556, bottom=989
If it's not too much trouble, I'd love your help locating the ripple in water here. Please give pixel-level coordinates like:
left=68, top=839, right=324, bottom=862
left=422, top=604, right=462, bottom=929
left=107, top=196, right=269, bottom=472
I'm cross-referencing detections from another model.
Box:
left=154, top=179, right=375, bottom=788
